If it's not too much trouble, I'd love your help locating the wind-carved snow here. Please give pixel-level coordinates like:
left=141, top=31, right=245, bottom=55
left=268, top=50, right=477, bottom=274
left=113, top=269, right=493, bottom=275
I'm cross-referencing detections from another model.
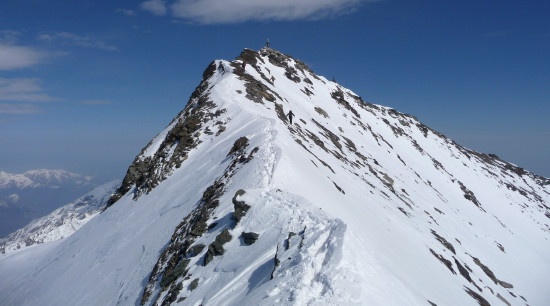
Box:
left=1, top=47, right=549, bottom=306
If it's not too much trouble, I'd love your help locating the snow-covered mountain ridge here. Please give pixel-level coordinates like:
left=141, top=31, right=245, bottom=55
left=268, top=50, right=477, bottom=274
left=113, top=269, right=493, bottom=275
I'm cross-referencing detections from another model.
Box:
left=1, top=47, right=548, bottom=306
left=0, top=180, right=120, bottom=254
left=0, top=169, right=97, bottom=238
left=0, top=169, right=92, bottom=189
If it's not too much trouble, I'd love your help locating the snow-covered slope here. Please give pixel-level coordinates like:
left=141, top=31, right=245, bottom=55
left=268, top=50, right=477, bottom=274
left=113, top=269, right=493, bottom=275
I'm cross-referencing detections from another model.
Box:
left=0, top=180, right=120, bottom=254
left=1, top=48, right=549, bottom=306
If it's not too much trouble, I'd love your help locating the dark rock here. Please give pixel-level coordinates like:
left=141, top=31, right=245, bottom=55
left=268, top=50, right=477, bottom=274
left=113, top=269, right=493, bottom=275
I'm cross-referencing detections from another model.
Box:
left=188, top=244, right=205, bottom=257
left=473, top=257, right=498, bottom=284
left=495, top=241, right=505, bottom=253
left=454, top=258, right=472, bottom=283
left=203, top=252, right=214, bottom=266
left=202, top=61, right=217, bottom=81
left=315, top=106, right=330, bottom=118
left=204, top=229, right=232, bottom=266
left=232, top=190, right=250, bottom=223
left=242, top=76, right=275, bottom=103
left=189, top=278, right=199, bottom=291
left=398, top=207, right=411, bottom=217
left=274, top=103, right=287, bottom=122
left=464, top=286, right=491, bottom=306
left=431, top=230, right=456, bottom=254
left=429, top=248, right=455, bottom=274
left=259, top=48, right=313, bottom=74
left=298, top=227, right=306, bottom=249
left=216, top=125, right=226, bottom=136
left=211, top=229, right=232, bottom=255
left=227, top=137, right=249, bottom=157
left=457, top=180, right=484, bottom=211
left=284, top=232, right=296, bottom=251
left=330, top=88, right=360, bottom=118
left=496, top=293, right=511, bottom=306
left=241, top=232, right=259, bottom=245
left=208, top=222, right=218, bottom=231
left=333, top=181, right=345, bottom=194
left=163, top=282, right=184, bottom=305
left=189, top=220, right=208, bottom=237
left=164, top=292, right=178, bottom=304
left=285, top=67, right=301, bottom=83
left=160, top=259, right=190, bottom=288
left=312, top=119, right=343, bottom=152
left=271, top=244, right=280, bottom=280
left=499, top=280, right=514, bottom=289
left=304, top=129, right=327, bottom=151
left=236, top=48, right=259, bottom=67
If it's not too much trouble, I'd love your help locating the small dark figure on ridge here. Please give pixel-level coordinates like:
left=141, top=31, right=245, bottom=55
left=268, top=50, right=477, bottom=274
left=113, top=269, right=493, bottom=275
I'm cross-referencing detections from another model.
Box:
left=287, top=110, right=295, bottom=124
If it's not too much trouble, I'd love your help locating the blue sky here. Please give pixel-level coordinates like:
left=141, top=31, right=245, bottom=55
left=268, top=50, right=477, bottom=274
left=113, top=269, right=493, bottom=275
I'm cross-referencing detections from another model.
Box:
left=1, top=0, right=549, bottom=181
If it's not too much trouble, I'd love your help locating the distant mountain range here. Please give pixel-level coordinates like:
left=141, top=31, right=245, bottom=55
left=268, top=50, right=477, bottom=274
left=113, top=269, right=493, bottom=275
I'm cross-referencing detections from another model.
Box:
left=0, top=180, right=120, bottom=254
left=0, top=169, right=98, bottom=238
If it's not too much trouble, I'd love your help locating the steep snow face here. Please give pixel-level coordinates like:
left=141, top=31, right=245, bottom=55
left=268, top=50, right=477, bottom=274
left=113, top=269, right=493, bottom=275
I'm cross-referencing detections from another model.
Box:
left=1, top=48, right=549, bottom=306
left=0, top=180, right=120, bottom=254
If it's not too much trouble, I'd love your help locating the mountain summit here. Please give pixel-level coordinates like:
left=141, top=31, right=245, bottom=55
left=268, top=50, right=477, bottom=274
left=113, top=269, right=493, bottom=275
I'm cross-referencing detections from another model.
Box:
left=1, top=48, right=549, bottom=306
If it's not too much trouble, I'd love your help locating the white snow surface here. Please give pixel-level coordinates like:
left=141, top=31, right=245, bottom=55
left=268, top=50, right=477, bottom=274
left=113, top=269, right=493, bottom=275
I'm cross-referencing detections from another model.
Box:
left=1, top=48, right=549, bottom=306
left=0, top=180, right=120, bottom=254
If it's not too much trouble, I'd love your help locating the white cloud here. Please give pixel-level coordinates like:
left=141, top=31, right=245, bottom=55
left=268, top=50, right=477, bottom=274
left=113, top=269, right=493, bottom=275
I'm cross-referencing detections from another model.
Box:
left=38, top=32, right=118, bottom=51
left=117, top=8, right=136, bottom=16
left=0, top=78, right=59, bottom=102
left=0, top=103, right=41, bottom=114
left=170, top=0, right=378, bottom=24
left=0, top=30, right=22, bottom=44
left=8, top=193, right=19, bottom=203
left=0, top=44, right=43, bottom=70
left=141, top=0, right=168, bottom=16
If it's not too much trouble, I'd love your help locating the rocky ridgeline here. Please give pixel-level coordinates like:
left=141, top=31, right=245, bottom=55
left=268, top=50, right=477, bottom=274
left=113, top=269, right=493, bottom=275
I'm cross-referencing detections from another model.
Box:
left=106, top=63, right=228, bottom=208
left=108, top=46, right=549, bottom=215
left=106, top=47, right=321, bottom=209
